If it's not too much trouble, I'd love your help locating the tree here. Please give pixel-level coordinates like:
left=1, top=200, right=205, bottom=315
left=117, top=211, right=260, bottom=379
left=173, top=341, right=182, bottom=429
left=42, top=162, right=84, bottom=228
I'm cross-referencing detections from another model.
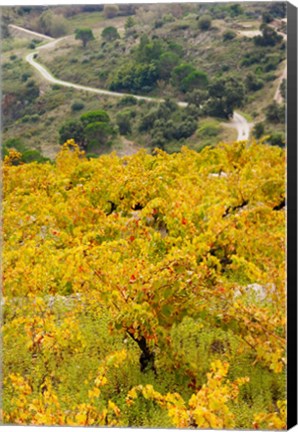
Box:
left=136, top=37, right=163, bottom=64
left=253, top=122, right=265, bottom=139
left=110, top=62, right=158, bottom=93
left=198, top=14, right=212, bottom=31
left=266, top=102, right=285, bottom=123
left=59, top=120, right=85, bottom=146
left=181, top=70, right=208, bottom=93
left=245, top=73, right=264, bottom=92
left=103, top=4, right=119, bottom=19
left=80, top=110, right=110, bottom=127
left=186, top=89, right=209, bottom=107
left=229, top=4, right=243, bottom=17
left=262, top=12, right=273, bottom=23
left=116, top=110, right=132, bottom=135
left=59, top=110, right=113, bottom=150
left=84, top=122, right=116, bottom=150
left=38, top=10, right=68, bottom=37
left=207, top=77, right=246, bottom=119
left=171, top=63, right=195, bottom=88
left=157, top=52, right=180, bottom=80
left=75, top=28, right=94, bottom=48
left=268, top=1, right=286, bottom=18
left=101, top=26, right=120, bottom=42
left=125, top=16, right=136, bottom=29
left=254, top=25, right=283, bottom=47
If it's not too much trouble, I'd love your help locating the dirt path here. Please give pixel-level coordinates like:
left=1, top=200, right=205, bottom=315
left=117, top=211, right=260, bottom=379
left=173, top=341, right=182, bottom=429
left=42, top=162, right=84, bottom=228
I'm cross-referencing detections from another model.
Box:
left=274, top=63, right=287, bottom=104
left=238, top=29, right=262, bottom=38
left=8, top=24, right=54, bottom=41
left=230, top=112, right=251, bottom=141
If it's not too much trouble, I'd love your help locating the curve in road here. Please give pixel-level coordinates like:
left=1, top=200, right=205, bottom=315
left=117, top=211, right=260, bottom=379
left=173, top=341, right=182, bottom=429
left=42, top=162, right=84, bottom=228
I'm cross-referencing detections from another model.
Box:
left=230, top=112, right=251, bottom=141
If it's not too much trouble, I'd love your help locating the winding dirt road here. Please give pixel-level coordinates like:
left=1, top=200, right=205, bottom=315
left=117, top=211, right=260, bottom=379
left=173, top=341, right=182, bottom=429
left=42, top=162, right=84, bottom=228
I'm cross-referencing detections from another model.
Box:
left=10, top=24, right=249, bottom=141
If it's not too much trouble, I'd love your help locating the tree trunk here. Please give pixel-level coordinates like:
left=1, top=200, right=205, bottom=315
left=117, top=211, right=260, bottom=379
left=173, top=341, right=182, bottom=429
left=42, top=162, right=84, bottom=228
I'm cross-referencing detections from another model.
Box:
left=127, top=332, right=156, bottom=374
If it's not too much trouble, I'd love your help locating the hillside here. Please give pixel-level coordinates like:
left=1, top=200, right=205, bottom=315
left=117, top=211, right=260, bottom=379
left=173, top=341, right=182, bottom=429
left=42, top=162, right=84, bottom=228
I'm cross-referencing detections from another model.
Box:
left=2, top=2, right=286, bottom=160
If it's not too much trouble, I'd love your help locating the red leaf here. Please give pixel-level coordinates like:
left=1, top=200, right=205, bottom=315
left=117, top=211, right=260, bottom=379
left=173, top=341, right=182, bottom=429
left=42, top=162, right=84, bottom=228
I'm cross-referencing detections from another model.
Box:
left=130, top=274, right=136, bottom=283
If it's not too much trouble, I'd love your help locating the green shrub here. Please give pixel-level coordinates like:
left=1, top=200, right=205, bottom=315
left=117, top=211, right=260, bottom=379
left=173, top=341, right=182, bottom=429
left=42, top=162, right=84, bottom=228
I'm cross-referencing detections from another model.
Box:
left=245, top=73, right=264, bottom=92
left=102, top=26, right=120, bottom=41
left=198, top=14, right=212, bottom=31
left=21, top=115, right=31, bottom=123
left=21, top=149, right=49, bottom=163
left=80, top=110, right=110, bottom=126
left=110, top=62, right=158, bottom=93
left=254, top=25, right=283, bottom=47
left=71, top=101, right=85, bottom=112
left=59, top=120, right=85, bottom=146
left=252, top=122, right=265, bottom=139
left=84, top=121, right=116, bottom=150
left=21, top=72, right=32, bottom=82
left=116, top=111, right=132, bottom=135
left=30, top=114, right=40, bottom=123
left=197, top=121, right=221, bottom=138
left=266, top=102, right=285, bottom=123
left=268, top=133, right=285, bottom=147
left=117, top=96, right=138, bottom=107
left=223, top=30, right=236, bottom=41
left=3, top=138, right=26, bottom=153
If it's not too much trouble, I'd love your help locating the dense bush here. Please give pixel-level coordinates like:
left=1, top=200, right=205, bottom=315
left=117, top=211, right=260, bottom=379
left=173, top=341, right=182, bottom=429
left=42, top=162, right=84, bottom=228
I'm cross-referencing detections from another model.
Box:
left=223, top=30, right=236, bottom=41
left=206, top=77, right=246, bottom=119
left=110, top=62, right=159, bottom=93
left=198, top=14, right=212, bottom=30
left=254, top=25, right=283, bottom=47
left=71, top=101, right=85, bottom=112
left=268, top=132, right=285, bottom=147
left=245, top=73, right=264, bottom=92
left=157, top=52, right=180, bottom=80
left=117, top=95, right=138, bottom=107
left=59, top=120, right=85, bottom=146
left=252, top=122, right=265, bottom=139
left=103, top=4, right=119, bottom=19
left=59, top=109, right=115, bottom=151
left=139, top=100, right=198, bottom=148
left=2, top=138, right=49, bottom=163
left=116, top=110, right=133, bottom=135
left=266, top=102, right=285, bottom=123
left=101, top=26, right=120, bottom=42
left=38, top=10, right=69, bottom=37
left=171, top=63, right=208, bottom=93
left=80, top=110, right=110, bottom=126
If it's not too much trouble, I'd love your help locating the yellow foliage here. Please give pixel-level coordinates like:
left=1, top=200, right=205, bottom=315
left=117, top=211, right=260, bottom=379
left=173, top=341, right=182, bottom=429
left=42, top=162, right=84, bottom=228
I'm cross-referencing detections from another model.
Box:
left=3, top=141, right=286, bottom=426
